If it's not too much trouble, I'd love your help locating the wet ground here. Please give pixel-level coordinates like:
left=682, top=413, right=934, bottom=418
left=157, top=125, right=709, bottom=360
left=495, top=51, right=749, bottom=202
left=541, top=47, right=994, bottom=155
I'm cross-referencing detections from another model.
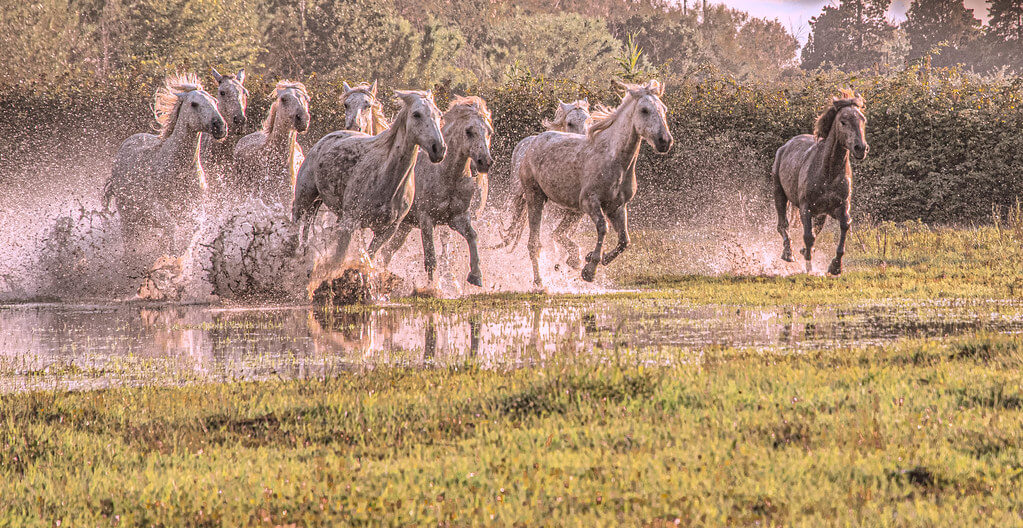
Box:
left=3, top=297, right=1023, bottom=392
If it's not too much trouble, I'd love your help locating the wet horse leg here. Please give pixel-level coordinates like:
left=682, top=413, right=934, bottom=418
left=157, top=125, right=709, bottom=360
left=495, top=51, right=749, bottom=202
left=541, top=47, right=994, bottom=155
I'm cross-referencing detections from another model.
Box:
left=525, top=191, right=547, bottom=287
left=828, top=208, right=850, bottom=275
left=580, top=194, right=607, bottom=282
left=799, top=207, right=815, bottom=273
left=449, top=214, right=482, bottom=286
left=774, top=185, right=792, bottom=262
left=418, top=219, right=437, bottom=284
left=553, top=210, right=584, bottom=269
left=377, top=220, right=414, bottom=269
left=365, top=220, right=403, bottom=267
left=600, top=205, right=629, bottom=266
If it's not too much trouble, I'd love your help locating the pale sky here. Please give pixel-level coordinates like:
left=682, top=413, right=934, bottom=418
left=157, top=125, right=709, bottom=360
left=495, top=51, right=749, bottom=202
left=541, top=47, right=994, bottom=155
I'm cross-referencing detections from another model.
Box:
left=714, top=0, right=990, bottom=44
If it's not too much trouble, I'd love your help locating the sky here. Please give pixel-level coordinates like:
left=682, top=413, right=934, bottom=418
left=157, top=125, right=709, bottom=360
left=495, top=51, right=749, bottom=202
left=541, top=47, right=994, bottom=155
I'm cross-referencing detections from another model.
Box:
left=716, top=0, right=991, bottom=44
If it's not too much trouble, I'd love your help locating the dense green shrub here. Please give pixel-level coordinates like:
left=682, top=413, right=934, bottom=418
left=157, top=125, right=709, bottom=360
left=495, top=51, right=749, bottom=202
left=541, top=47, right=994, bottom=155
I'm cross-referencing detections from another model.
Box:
left=3, top=66, right=1022, bottom=225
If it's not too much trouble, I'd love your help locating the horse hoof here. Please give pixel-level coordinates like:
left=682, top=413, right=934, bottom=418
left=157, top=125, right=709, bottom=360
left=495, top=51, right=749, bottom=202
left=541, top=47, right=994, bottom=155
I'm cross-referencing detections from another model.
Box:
left=828, top=260, right=842, bottom=276
left=805, top=260, right=813, bottom=273
left=581, top=264, right=597, bottom=282
left=781, top=250, right=793, bottom=262
left=466, top=273, right=483, bottom=287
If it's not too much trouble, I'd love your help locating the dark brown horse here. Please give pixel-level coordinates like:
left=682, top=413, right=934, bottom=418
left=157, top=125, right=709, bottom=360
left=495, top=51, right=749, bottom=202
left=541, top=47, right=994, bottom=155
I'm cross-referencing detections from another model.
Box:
left=773, top=91, right=868, bottom=275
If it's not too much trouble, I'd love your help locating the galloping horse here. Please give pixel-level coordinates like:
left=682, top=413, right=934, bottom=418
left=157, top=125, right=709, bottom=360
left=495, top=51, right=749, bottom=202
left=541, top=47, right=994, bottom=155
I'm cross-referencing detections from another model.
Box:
left=378, top=96, right=494, bottom=286
left=503, top=80, right=673, bottom=286
left=231, top=81, right=310, bottom=208
left=103, top=73, right=227, bottom=274
left=501, top=100, right=612, bottom=268
left=773, top=90, right=868, bottom=275
left=202, top=68, right=248, bottom=193
left=292, top=90, right=446, bottom=272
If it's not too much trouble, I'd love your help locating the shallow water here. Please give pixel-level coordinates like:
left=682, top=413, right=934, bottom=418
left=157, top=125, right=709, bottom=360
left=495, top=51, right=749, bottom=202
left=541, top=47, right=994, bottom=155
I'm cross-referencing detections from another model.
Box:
left=3, top=298, right=1022, bottom=392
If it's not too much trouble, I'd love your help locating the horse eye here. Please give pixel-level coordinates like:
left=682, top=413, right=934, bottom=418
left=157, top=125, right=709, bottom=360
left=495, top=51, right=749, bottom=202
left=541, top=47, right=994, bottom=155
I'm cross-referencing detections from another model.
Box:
left=640, top=108, right=649, bottom=114
left=191, top=101, right=198, bottom=108
left=413, top=112, right=422, bottom=119
left=466, top=127, right=474, bottom=137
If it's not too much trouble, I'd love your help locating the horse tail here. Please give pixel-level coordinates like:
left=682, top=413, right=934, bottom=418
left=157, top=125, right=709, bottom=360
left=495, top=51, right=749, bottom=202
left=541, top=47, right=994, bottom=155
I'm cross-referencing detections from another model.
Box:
left=101, top=176, right=117, bottom=210
left=492, top=177, right=527, bottom=251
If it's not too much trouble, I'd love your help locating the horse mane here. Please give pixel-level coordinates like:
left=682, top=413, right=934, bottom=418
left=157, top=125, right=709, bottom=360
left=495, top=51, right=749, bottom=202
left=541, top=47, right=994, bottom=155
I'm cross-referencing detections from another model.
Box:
left=814, top=89, right=866, bottom=140
left=153, top=72, right=204, bottom=140
left=588, top=104, right=614, bottom=125
left=587, top=80, right=663, bottom=140
left=345, top=83, right=390, bottom=132
left=262, top=80, right=309, bottom=135
left=543, top=99, right=589, bottom=131
left=444, top=95, right=493, bottom=132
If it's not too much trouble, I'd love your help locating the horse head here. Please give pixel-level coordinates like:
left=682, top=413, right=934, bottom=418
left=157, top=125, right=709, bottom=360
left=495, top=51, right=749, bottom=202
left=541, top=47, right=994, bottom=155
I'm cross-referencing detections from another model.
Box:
left=342, top=80, right=379, bottom=133
left=445, top=96, right=494, bottom=174
left=822, top=91, right=871, bottom=160
left=395, top=89, right=446, bottom=163
left=211, top=67, right=248, bottom=130
left=271, top=81, right=311, bottom=133
left=619, top=79, right=673, bottom=154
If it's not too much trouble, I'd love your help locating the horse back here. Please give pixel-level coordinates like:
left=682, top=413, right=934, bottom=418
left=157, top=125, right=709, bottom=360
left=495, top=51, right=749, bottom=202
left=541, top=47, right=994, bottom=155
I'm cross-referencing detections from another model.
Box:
left=774, top=134, right=817, bottom=205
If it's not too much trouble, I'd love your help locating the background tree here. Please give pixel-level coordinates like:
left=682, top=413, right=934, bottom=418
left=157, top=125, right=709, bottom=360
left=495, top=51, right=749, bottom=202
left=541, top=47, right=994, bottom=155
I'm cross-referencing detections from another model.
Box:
left=904, top=0, right=981, bottom=67
left=986, top=0, right=1023, bottom=71
left=801, top=0, right=901, bottom=71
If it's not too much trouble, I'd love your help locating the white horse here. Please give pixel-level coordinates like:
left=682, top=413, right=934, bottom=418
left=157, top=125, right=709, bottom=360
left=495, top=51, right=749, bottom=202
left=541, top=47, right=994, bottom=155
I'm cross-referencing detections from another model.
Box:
left=292, top=90, right=446, bottom=275
left=378, top=96, right=494, bottom=286
left=103, top=73, right=226, bottom=275
left=502, top=80, right=673, bottom=286
left=231, top=81, right=310, bottom=209
left=202, top=68, right=248, bottom=193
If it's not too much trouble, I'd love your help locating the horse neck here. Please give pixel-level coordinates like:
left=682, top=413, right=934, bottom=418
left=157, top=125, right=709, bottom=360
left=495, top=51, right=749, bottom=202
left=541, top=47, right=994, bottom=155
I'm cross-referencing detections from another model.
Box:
left=266, top=111, right=297, bottom=156
left=162, top=121, right=204, bottom=172
left=820, top=128, right=850, bottom=183
left=594, top=104, right=642, bottom=173
left=438, top=126, right=471, bottom=182
left=373, top=110, right=418, bottom=182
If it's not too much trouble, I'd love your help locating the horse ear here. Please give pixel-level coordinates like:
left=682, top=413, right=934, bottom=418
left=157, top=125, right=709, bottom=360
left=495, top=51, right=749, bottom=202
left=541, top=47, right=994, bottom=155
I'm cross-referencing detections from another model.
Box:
left=343, top=81, right=353, bottom=94
left=559, top=100, right=572, bottom=112
left=370, top=80, right=378, bottom=98
left=174, top=92, right=189, bottom=100
left=236, top=69, right=246, bottom=84
left=651, top=80, right=665, bottom=96
left=211, top=67, right=223, bottom=84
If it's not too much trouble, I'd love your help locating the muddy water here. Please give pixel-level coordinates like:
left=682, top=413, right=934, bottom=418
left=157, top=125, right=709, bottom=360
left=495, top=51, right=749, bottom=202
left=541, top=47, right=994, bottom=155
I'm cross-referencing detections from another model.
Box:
left=3, top=298, right=1022, bottom=392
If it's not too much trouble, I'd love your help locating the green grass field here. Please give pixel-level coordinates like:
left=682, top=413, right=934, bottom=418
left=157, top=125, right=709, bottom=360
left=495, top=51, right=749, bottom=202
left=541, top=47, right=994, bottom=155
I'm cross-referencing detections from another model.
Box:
left=2, top=223, right=1022, bottom=526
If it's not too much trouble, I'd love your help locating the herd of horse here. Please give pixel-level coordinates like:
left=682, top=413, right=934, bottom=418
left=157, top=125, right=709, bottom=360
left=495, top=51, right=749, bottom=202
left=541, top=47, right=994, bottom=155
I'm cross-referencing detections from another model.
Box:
left=99, top=69, right=869, bottom=293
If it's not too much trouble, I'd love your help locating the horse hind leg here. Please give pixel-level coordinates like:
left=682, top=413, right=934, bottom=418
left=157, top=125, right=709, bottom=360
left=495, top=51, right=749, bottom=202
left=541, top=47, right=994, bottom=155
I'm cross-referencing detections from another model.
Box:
left=525, top=192, right=547, bottom=288
left=580, top=194, right=607, bottom=282
left=600, top=205, right=629, bottom=266
left=799, top=207, right=815, bottom=273
left=377, top=220, right=414, bottom=270
left=553, top=210, right=584, bottom=269
left=774, top=184, right=793, bottom=262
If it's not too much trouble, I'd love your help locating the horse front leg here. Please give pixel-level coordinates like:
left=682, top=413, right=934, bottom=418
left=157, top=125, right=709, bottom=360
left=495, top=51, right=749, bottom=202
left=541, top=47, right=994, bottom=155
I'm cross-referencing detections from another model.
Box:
left=580, top=194, right=607, bottom=282
left=774, top=185, right=792, bottom=262
left=799, top=207, right=815, bottom=273
left=365, top=220, right=403, bottom=267
left=553, top=210, right=584, bottom=269
left=829, top=209, right=851, bottom=276
left=449, top=214, right=482, bottom=286
left=377, top=220, right=414, bottom=270
left=525, top=192, right=547, bottom=288
left=600, top=205, right=629, bottom=266
left=418, top=220, right=437, bottom=284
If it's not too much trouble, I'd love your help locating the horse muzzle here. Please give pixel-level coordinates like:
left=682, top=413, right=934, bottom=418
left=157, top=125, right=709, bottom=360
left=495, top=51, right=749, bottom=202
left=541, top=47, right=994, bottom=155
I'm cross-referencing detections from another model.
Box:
left=472, top=155, right=493, bottom=174
left=233, top=114, right=246, bottom=128
left=427, top=141, right=446, bottom=163
left=210, top=119, right=228, bottom=139
left=295, top=116, right=309, bottom=133
left=853, top=144, right=868, bottom=160
left=654, top=136, right=673, bottom=154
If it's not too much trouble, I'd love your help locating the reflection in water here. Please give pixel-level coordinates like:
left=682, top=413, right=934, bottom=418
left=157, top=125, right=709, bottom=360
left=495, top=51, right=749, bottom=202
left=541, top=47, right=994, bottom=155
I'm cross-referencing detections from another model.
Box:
left=2, top=299, right=1023, bottom=392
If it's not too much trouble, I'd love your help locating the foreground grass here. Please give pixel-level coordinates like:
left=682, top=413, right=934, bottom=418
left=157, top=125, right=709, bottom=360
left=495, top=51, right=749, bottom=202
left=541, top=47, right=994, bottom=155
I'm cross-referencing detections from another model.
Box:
left=2, top=334, right=1021, bottom=526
